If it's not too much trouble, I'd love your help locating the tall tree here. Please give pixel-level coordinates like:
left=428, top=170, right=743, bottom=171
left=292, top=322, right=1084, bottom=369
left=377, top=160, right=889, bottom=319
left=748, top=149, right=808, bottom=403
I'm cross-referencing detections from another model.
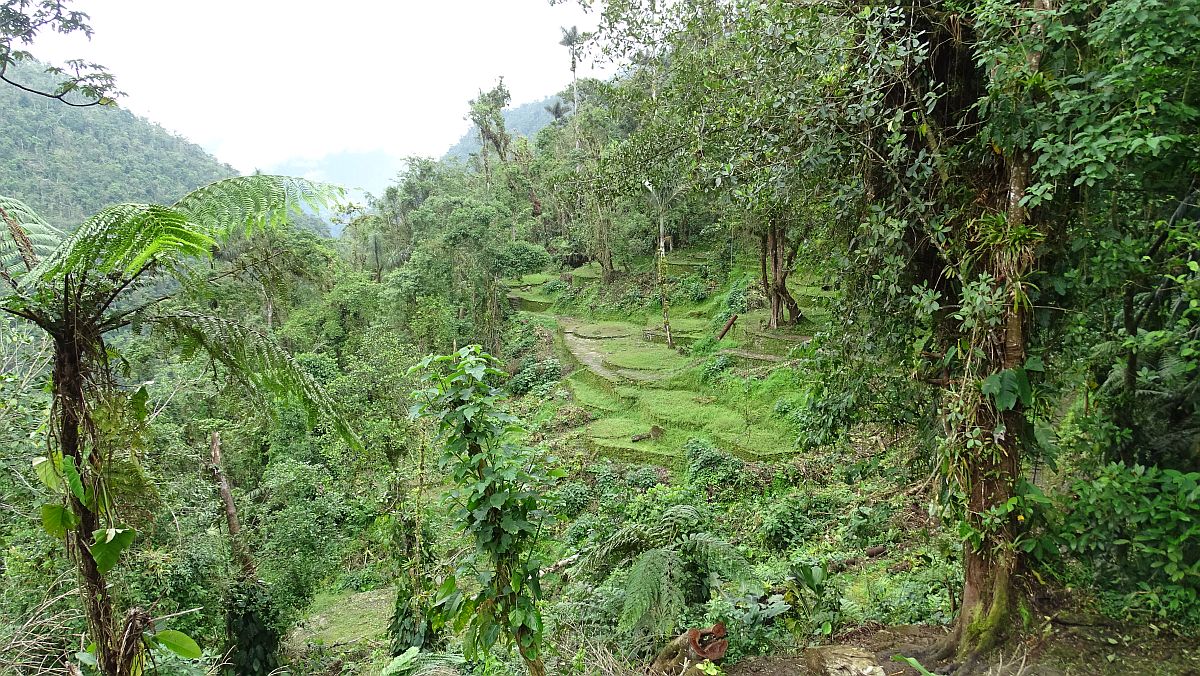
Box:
left=559, top=25, right=583, bottom=150
left=0, top=176, right=357, bottom=675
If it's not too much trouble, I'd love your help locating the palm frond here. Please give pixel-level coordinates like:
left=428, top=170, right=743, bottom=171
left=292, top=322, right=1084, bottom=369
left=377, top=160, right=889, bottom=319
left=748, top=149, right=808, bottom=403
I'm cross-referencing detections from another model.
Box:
left=0, top=195, right=63, bottom=284
left=152, top=311, right=361, bottom=451
left=172, top=175, right=341, bottom=241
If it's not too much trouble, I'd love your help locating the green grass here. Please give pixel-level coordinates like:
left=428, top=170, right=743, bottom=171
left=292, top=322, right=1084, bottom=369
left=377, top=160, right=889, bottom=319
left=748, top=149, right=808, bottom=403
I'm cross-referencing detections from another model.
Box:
left=503, top=272, right=557, bottom=288
left=290, top=588, right=393, bottom=648
left=569, top=262, right=604, bottom=280
left=650, top=316, right=711, bottom=336
left=566, top=371, right=627, bottom=412
left=602, top=345, right=691, bottom=372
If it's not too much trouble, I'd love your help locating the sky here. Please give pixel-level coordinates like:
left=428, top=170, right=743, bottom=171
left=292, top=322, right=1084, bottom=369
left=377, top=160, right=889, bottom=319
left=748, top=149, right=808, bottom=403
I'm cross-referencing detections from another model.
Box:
left=31, top=0, right=603, bottom=196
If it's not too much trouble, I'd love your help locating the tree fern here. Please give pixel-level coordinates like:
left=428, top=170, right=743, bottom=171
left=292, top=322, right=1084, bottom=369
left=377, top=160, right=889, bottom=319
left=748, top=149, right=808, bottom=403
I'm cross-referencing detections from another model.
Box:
left=27, top=203, right=210, bottom=281
left=0, top=195, right=62, bottom=284
left=152, top=311, right=360, bottom=451
left=682, top=531, right=746, bottom=576
left=172, top=175, right=339, bottom=238
left=618, top=547, right=685, bottom=634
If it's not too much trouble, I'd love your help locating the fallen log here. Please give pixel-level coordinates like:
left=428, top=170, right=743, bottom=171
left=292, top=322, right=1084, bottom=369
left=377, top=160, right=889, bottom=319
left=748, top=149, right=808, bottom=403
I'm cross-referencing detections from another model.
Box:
left=540, top=553, right=579, bottom=577
left=631, top=425, right=664, bottom=443
left=715, top=314, right=738, bottom=341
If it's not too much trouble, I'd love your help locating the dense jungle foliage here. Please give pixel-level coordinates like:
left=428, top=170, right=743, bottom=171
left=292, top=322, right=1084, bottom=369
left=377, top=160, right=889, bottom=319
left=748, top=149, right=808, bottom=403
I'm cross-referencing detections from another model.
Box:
left=2, top=0, right=1199, bottom=674
left=0, top=62, right=235, bottom=229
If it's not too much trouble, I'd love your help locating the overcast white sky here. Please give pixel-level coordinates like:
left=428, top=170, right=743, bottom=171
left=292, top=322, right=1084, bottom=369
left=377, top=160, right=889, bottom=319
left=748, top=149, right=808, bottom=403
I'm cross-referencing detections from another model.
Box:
left=32, top=0, right=602, bottom=193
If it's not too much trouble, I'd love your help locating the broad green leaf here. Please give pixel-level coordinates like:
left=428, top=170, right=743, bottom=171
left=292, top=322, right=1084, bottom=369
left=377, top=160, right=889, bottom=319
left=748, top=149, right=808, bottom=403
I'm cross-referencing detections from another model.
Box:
left=63, top=455, right=87, bottom=504
left=89, top=527, right=136, bottom=574
left=151, top=629, right=202, bottom=659
left=33, top=454, right=63, bottom=492
left=41, top=503, right=78, bottom=538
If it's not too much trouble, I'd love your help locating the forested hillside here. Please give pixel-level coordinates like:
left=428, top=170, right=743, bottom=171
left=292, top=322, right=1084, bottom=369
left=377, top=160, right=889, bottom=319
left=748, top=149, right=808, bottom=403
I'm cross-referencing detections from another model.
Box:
left=0, top=61, right=235, bottom=228
left=2, top=1, right=1199, bottom=676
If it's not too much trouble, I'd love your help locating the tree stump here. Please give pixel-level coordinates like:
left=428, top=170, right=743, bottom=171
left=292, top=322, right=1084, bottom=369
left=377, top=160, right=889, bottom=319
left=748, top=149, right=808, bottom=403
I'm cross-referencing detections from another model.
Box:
left=649, top=623, right=728, bottom=675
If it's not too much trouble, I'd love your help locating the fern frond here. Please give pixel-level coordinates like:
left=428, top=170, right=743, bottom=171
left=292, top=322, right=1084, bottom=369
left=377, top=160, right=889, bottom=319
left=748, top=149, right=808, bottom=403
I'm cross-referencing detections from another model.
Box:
left=681, top=531, right=749, bottom=581
left=380, top=648, right=465, bottom=676
left=618, top=547, right=684, bottom=635
left=18, top=176, right=339, bottom=290
left=655, top=504, right=703, bottom=541
left=580, top=523, right=650, bottom=576
left=27, top=204, right=210, bottom=282
left=0, top=195, right=63, bottom=283
left=172, top=175, right=341, bottom=241
left=153, top=311, right=361, bottom=451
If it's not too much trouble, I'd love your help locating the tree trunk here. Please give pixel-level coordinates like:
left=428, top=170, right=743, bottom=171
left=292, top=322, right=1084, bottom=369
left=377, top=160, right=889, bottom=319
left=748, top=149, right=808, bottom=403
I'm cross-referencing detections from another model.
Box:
left=947, top=155, right=1038, bottom=661
left=53, top=327, right=136, bottom=676
left=658, top=214, right=674, bottom=348
left=210, top=432, right=255, bottom=576
left=572, top=58, right=580, bottom=151
left=761, top=219, right=801, bottom=329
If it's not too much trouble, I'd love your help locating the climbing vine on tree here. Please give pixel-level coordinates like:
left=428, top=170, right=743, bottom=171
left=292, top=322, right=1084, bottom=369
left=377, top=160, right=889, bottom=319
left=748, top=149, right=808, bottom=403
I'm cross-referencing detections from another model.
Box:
left=410, top=346, right=554, bottom=676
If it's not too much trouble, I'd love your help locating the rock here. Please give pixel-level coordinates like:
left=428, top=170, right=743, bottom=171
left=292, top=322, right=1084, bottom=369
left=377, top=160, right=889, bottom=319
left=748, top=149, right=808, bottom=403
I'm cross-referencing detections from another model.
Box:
left=804, top=646, right=886, bottom=676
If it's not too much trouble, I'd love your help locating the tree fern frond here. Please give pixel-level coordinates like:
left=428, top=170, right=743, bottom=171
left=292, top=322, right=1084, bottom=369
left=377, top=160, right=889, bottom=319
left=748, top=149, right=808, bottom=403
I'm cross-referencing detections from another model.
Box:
left=172, top=175, right=342, bottom=241
left=655, top=504, right=703, bottom=541
left=681, top=531, right=748, bottom=580
left=581, top=523, right=650, bottom=576
left=152, top=311, right=361, bottom=451
left=618, top=547, right=684, bottom=635
left=0, top=195, right=63, bottom=283
left=380, top=648, right=465, bottom=676
left=27, top=204, right=210, bottom=282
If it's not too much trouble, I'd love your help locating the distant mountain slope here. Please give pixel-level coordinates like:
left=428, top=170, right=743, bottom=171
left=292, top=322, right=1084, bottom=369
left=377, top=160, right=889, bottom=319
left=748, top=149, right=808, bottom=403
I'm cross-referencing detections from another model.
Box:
left=0, top=61, right=236, bottom=228
left=443, top=96, right=562, bottom=162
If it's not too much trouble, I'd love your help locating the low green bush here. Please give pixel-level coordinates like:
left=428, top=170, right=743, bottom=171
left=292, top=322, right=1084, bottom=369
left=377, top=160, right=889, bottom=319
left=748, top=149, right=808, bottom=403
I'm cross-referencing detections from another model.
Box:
left=683, top=438, right=744, bottom=492
left=1053, top=463, right=1200, bottom=624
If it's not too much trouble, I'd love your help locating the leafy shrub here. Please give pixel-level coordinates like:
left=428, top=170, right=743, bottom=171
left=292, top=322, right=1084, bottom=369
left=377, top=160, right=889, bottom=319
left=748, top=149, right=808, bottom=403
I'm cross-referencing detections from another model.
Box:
left=625, top=465, right=663, bottom=491
left=1052, top=463, right=1200, bottom=623
left=676, top=274, right=710, bottom=303
left=495, top=240, right=552, bottom=278
left=553, top=481, right=593, bottom=517
left=702, top=585, right=793, bottom=661
left=542, top=279, right=570, bottom=295
left=701, top=355, right=733, bottom=383
left=508, top=358, right=562, bottom=396
left=225, top=579, right=281, bottom=676
left=784, top=562, right=844, bottom=637
left=759, top=490, right=848, bottom=551
left=684, top=438, right=744, bottom=491
left=389, top=577, right=442, bottom=656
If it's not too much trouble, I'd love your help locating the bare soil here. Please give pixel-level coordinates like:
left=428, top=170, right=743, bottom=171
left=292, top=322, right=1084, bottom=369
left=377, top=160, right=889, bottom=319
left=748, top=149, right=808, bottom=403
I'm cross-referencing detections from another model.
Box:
left=724, top=622, right=1200, bottom=676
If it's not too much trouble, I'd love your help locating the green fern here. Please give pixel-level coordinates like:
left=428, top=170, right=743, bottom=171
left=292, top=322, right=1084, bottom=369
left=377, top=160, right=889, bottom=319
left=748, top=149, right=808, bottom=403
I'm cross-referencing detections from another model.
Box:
left=0, top=194, right=63, bottom=282
left=619, top=547, right=685, bottom=634
left=172, top=174, right=338, bottom=238
left=380, top=647, right=465, bottom=676
left=17, top=176, right=339, bottom=287
left=153, top=311, right=360, bottom=451
left=581, top=502, right=748, bottom=636
left=680, top=531, right=748, bottom=580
